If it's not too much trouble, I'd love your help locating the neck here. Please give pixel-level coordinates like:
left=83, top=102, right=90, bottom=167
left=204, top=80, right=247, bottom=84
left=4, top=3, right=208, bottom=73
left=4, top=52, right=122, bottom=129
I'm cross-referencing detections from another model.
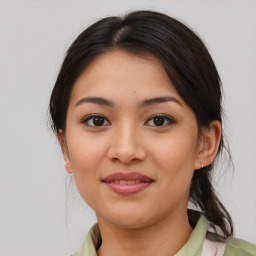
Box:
left=96, top=210, right=192, bottom=256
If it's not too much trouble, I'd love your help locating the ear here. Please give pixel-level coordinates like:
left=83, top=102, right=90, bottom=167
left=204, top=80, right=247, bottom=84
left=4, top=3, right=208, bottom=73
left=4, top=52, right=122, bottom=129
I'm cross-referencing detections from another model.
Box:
left=194, top=121, right=221, bottom=170
left=57, top=129, right=73, bottom=174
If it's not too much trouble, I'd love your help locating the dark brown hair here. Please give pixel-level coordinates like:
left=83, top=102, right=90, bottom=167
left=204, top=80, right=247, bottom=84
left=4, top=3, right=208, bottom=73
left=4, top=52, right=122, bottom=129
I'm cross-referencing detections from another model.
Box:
left=49, top=10, right=233, bottom=237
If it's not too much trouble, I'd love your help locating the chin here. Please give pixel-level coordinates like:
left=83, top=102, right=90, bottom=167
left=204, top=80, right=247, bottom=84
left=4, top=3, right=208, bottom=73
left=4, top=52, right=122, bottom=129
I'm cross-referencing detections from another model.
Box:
left=110, top=216, right=152, bottom=229
left=97, top=206, right=160, bottom=230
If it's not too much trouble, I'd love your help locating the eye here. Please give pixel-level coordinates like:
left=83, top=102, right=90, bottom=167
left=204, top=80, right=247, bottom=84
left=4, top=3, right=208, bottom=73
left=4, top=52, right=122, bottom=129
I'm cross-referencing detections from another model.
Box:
left=145, top=114, right=175, bottom=127
left=82, top=114, right=110, bottom=127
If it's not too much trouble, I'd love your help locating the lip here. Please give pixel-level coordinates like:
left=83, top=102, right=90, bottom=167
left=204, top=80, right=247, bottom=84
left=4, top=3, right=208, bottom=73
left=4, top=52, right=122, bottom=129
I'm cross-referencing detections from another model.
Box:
left=102, top=172, right=153, bottom=195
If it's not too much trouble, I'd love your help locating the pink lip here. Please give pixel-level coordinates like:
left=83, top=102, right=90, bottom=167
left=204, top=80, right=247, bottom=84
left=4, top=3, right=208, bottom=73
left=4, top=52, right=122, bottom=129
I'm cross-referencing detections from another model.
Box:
left=103, top=172, right=153, bottom=195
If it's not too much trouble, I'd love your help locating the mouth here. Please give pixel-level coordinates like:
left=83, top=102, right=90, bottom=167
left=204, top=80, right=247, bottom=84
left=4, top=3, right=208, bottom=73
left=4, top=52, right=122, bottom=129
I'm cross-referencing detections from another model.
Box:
left=107, top=180, right=143, bottom=184
left=102, top=172, right=153, bottom=195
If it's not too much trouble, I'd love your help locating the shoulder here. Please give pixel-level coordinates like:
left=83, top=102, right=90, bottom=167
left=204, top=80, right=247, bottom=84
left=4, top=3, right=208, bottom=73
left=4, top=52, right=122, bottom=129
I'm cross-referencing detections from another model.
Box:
left=224, top=237, right=256, bottom=256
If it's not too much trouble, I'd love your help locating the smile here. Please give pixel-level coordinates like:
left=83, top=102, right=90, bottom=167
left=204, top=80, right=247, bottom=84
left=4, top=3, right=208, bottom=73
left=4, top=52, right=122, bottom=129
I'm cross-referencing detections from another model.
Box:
left=108, top=180, right=141, bottom=184
left=102, top=172, right=153, bottom=195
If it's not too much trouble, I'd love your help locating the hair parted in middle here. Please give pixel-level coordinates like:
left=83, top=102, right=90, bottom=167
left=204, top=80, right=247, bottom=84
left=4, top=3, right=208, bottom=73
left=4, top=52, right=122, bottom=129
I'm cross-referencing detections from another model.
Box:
left=49, top=10, right=233, bottom=237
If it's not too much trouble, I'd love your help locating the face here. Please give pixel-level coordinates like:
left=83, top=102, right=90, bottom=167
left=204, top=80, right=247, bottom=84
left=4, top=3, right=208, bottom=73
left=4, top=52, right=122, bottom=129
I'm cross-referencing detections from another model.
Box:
left=60, top=50, right=203, bottom=229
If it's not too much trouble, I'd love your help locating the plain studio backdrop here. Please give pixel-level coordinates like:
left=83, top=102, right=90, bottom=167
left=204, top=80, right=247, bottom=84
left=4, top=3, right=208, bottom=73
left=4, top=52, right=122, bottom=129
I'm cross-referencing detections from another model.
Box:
left=0, top=0, right=255, bottom=255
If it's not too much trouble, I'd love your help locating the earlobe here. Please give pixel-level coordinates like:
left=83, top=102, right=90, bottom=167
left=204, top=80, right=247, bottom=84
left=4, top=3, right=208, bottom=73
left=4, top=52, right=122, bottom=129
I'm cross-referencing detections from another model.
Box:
left=58, top=129, right=73, bottom=174
left=194, top=121, right=222, bottom=170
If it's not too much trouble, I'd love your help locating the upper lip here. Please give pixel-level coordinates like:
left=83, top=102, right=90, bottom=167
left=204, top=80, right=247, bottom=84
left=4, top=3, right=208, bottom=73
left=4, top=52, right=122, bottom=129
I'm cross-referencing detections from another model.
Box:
left=103, top=172, right=153, bottom=182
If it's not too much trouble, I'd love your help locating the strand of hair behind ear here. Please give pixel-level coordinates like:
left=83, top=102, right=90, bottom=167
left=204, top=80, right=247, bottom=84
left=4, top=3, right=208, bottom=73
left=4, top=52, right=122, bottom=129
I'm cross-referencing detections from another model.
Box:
left=190, top=168, right=234, bottom=238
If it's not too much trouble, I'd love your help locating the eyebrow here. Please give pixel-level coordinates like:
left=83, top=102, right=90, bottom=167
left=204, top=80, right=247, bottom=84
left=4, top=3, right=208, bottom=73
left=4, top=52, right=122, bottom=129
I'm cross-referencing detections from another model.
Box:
left=75, top=96, right=182, bottom=108
left=138, top=96, right=182, bottom=107
left=75, top=97, right=115, bottom=107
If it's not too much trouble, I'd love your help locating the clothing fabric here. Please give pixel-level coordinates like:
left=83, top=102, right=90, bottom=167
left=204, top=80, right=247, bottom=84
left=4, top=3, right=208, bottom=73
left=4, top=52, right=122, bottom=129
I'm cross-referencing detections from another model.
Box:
left=72, top=213, right=256, bottom=256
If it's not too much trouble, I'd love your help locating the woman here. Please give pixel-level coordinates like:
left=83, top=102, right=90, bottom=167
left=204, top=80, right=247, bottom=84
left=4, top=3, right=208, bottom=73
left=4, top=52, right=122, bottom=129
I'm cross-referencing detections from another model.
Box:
left=49, top=10, right=256, bottom=256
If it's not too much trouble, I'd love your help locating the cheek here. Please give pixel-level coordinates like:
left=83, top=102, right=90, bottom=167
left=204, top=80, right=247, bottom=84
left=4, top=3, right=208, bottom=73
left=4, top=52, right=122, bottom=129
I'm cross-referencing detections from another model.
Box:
left=153, top=134, right=197, bottom=170
left=67, top=135, right=107, bottom=205
left=66, top=133, right=109, bottom=198
left=67, top=132, right=107, bottom=167
left=151, top=133, right=197, bottom=193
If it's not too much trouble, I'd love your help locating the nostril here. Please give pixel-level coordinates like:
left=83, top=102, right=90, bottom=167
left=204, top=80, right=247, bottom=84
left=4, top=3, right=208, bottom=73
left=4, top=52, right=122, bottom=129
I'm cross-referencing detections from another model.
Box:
left=107, top=133, right=147, bottom=164
left=113, top=158, right=119, bottom=163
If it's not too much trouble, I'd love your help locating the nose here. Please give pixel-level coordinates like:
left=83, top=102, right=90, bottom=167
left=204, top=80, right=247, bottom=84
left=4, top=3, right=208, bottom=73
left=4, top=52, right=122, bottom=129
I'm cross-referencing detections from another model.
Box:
left=107, top=123, right=146, bottom=165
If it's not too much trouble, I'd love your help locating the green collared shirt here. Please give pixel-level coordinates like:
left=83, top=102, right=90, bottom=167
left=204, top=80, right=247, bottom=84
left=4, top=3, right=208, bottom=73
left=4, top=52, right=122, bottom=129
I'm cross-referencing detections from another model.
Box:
left=72, top=214, right=256, bottom=256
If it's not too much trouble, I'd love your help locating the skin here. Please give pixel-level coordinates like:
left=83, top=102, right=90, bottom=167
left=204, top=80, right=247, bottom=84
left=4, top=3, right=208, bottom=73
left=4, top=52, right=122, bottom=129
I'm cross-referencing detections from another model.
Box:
left=59, top=50, right=221, bottom=256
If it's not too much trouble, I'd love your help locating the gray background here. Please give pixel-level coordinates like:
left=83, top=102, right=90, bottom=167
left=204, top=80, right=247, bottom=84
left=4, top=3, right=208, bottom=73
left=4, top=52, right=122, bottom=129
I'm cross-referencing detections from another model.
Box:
left=0, top=0, right=255, bottom=255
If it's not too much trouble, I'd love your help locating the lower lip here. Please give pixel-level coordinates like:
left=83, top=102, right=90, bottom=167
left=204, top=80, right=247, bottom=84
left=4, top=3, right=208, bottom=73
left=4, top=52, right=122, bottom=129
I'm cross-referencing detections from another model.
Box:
left=104, top=182, right=152, bottom=195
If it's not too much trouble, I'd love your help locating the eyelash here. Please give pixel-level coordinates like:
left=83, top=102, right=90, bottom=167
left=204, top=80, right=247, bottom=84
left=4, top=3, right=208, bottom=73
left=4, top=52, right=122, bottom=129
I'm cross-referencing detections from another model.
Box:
left=81, top=114, right=175, bottom=127
left=146, top=114, right=175, bottom=127
left=82, top=114, right=110, bottom=127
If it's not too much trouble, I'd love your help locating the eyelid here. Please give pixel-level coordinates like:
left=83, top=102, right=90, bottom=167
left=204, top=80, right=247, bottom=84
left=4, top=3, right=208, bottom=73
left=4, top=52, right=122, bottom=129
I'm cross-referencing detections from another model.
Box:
left=81, top=114, right=110, bottom=127
left=80, top=113, right=175, bottom=127
left=145, top=114, right=176, bottom=127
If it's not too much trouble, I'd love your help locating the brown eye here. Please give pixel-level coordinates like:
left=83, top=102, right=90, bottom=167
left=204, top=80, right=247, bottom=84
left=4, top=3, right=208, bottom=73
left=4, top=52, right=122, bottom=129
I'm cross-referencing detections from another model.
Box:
left=152, top=116, right=165, bottom=126
left=146, top=114, right=175, bottom=127
left=82, top=115, right=110, bottom=127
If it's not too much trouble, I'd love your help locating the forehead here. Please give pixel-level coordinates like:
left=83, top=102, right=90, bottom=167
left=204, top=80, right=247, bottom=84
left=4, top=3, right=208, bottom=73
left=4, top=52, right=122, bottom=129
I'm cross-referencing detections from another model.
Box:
left=69, top=49, right=182, bottom=105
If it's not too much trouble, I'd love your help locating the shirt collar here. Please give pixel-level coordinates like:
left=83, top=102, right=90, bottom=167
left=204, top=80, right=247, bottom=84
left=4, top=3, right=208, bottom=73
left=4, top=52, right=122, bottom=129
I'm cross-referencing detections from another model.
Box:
left=73, top=211, right=208, bottom=256
left=175, top=212, right=208, bottom=255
